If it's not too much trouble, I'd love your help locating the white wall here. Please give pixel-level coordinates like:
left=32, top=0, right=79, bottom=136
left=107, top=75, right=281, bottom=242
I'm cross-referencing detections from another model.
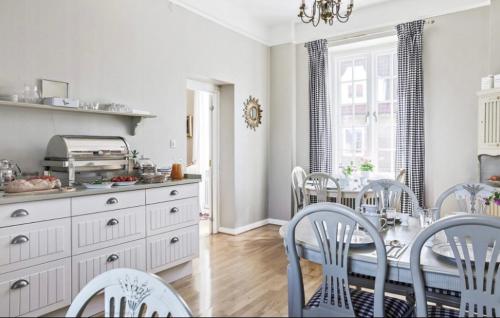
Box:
left=424, top=7, right=490, bottom=206
left=491, top=0, right=500, bottom=73
left=268, top=43, right=296, bottom=221
left=0, top=0, right=269, bottom=229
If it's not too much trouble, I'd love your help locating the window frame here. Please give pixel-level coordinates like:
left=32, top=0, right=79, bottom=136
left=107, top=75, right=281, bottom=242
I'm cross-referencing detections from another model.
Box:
left=329, top=39, right=398, bottom=178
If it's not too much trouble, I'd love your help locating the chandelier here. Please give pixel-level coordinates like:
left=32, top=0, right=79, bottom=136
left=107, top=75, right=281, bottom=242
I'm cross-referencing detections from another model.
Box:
left=298, top=0, right=354, bottom=27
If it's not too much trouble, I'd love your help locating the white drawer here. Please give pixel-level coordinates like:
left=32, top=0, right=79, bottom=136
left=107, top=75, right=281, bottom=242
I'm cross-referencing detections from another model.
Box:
left=0, top=199, right=70, bottom=228
left=72, top=206, right=146, bottom=255
left=0, top=218, right=71, bottom=274
left=0, top=258, right=71, bottom=317
left=146, top=183, right=198, bottom=204
left=72, top=239, right=146, bottom=297
left=72, top=190, right=145, bottom=216
left=146, top=197, right=199, bottom=236
left=147, top=225, right=199, bottom=273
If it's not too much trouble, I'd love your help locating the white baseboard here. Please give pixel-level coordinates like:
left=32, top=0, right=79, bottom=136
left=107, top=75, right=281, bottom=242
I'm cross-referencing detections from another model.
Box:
left=219, top=218, right=289, bottom=235
left=267, top=218, right=289, bottom=226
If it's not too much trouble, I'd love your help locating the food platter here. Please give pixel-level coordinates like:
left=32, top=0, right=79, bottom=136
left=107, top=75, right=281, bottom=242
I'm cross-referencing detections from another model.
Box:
left=111, top=176, right=139, bottom=186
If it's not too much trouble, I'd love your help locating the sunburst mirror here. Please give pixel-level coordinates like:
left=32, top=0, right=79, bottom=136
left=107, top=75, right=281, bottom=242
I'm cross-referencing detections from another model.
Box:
left=243, top=96, right=263, bottom=131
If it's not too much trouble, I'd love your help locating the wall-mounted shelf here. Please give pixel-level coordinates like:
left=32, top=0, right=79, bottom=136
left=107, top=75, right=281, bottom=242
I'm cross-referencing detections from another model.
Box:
left=0, top=100, right=156, bottom=135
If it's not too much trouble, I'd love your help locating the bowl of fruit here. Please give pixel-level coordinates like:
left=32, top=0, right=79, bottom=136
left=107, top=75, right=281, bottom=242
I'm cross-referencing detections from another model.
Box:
left=111, top=176, right=139, bottom=186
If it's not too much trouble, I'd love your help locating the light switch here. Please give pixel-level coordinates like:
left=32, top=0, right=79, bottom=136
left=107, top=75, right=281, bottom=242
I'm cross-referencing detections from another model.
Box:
left=170, top=139, right=176, bottom=149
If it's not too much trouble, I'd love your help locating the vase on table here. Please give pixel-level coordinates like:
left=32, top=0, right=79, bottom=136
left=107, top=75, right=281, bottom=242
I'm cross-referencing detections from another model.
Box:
left=359, top=171, right=370, bottom=186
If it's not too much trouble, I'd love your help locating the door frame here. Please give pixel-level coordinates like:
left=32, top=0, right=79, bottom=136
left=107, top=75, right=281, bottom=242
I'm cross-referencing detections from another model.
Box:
left=186, top=79, right=220, bottom=234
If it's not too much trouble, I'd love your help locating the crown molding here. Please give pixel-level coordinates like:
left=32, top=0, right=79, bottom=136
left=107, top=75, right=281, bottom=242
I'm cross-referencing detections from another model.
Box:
left=170, top=0, right=491, bottom=47
left=169, top=0, right=272, bottom=46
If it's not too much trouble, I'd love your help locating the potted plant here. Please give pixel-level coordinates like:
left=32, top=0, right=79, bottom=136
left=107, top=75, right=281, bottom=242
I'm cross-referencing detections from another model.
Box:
left=485, top=192, right=500, bottom=206
left=342, top=161, right=356, bottom=178
left=359, top=159, right=375, bottom=185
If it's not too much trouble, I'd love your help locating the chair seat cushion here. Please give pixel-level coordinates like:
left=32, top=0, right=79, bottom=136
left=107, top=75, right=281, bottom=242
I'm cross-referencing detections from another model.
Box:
left=352, top=273, right=461, bottom=298
left=307, top=287, right=412, bottom=317
left=427, top=305, right=460, bottom=318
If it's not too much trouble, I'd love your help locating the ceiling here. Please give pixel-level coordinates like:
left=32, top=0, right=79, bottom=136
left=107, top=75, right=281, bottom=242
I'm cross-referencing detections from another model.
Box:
left=171, top=0, right=490, bottom=46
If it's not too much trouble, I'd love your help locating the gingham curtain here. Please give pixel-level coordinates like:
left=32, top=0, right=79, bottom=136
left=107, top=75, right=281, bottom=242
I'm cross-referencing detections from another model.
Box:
left=396, top=20, right=425, bottom=213
left=305, top=39, right=333, bottom=174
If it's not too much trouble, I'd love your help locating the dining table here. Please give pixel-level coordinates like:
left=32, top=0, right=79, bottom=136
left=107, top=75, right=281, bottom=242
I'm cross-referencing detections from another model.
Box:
left=279, top=216, right=462, bottom=301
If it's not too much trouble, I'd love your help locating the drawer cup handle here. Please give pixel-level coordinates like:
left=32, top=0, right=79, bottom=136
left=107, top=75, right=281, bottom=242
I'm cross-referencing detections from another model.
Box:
left=107, top=197, right=119, bottom=205
left=11, top=209, right=29, bottom=218
left=170, top=190, right=179, bottom=196
left=107, top=218, right=119, bottom=226
left=11, top=235, right=29, bottom=245
left=170, top=207, right=179, bottom=214
left=107, top=254, right=120, bottom=263
left=170, top=237, right=180, bottom=244
left=11, top=279, right=29, bottom=290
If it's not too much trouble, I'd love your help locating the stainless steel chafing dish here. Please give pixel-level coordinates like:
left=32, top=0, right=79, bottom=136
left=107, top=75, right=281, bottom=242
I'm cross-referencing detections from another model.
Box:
left=41, top=135, right=134, bottom=185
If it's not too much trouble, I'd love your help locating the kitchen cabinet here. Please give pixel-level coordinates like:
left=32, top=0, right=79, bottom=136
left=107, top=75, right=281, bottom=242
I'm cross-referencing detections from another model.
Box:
left=0, top=179, right=200, bottom=317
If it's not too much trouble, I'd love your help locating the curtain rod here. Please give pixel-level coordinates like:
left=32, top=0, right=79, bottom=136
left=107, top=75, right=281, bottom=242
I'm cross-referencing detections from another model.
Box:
left=327, top=17, right=436, bottom=45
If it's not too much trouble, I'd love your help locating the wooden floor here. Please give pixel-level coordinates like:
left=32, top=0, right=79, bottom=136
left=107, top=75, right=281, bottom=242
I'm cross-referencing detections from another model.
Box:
left=171, top=225, right=323, bottom=317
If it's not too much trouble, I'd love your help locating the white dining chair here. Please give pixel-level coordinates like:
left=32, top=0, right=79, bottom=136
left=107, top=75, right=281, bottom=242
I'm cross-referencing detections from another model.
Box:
left=66, top=269, right=192, bottom=317
left=302, top=172, right=342, bottom=206
left=292, top=166, right=308, bottom=214
left=410, top=215, right=500, bottom=317
left=355, top=179, right=421, bottom=215
left=434, top=183, right=497, bottom=218
left=285, top=203, right=412, bottom=317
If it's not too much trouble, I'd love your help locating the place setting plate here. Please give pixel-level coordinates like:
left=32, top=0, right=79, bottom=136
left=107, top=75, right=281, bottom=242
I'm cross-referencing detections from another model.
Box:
left=431, top=242, right=500, bottom=263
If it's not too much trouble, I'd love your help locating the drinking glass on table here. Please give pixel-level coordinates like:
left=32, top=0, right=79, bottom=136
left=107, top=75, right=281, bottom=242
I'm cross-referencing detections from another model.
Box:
left=385, top=208, right=397, bottom=226
left=419, top=208, right=437, bottom=228
left=420, top=208, right=438, bottom=246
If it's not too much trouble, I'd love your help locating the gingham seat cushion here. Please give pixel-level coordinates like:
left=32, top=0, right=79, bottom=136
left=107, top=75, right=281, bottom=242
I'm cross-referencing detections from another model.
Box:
left=307, top=287, right=412, bottom=317
left=427, top=305, right=459, bottom=318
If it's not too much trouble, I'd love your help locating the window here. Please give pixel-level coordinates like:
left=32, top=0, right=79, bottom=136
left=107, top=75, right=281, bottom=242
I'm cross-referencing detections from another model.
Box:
left=330, top=38, right=398, bottom=177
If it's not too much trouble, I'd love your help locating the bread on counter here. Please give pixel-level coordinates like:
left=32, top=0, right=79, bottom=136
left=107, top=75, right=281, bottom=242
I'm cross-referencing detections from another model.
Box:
left=5, top=176, right=62, bottom=193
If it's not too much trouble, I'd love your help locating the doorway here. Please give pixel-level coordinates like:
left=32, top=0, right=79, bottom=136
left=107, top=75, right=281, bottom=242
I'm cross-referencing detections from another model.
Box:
left=186, top=80, right=220, bottom=236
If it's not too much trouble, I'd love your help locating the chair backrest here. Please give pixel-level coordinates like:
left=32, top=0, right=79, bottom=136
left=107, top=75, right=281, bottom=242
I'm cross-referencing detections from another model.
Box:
left=285, top=203, right=387, bottom=317
left=66, top=269, right=192, bottom=318
left=355, top=179, right=421, bottom=214
left=410, top=215, right=500, bottom=317
left=434, top=183, right=497, bottom=218
left=292, top=167, right=308, bottom=212
left=303, top=173, right=342, bottom=206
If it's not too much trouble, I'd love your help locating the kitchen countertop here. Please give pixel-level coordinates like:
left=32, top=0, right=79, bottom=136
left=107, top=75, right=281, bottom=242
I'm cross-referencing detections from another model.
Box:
left=0, top=176, right=201, bottom=205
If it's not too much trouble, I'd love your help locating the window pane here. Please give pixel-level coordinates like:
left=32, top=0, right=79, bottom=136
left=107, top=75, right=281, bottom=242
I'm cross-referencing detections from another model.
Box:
left=393, top=78, right=398, bottom=101
left=376, top=78, right=392, bottom=102
left=393, top=54, right=398, bottom=74
left=354, top=58, right=367, bottom=80
left=342, top=127, right=366, bottom=156
left=340, top=83, right=353, bottom=105
left=377, top=150, right=393, bottom=173
left=377, top=102, right=391, bottom=114
left=377, top=125, right=393, bottom=148
left=354, top=80, right=367, bottom=104
left=340, top=61, right=353, bottom=82
left=377, top=55, right=391, bottom=77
